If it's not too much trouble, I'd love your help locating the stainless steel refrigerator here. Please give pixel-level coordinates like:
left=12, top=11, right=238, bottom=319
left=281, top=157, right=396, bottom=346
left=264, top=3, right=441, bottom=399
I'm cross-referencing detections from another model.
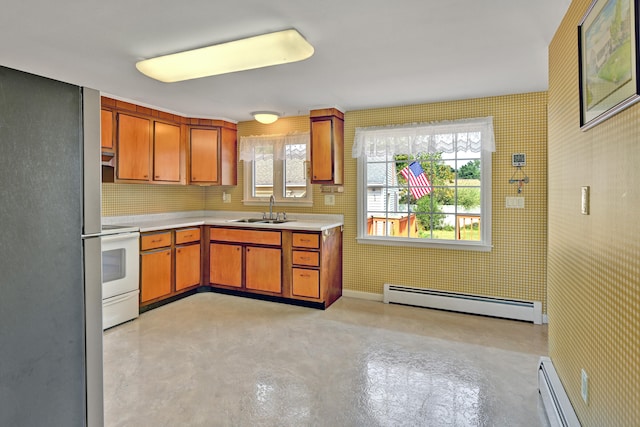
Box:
left=0, top=66, right=103, bottom=426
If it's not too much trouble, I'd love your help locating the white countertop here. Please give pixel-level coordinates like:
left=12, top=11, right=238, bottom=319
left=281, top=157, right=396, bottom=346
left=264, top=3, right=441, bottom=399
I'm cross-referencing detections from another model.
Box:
left=103, top=211, right=344, bottom=233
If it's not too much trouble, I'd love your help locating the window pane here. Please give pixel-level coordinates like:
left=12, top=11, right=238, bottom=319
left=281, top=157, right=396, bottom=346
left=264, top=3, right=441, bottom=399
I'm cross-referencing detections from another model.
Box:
left=456, top=214, right=481, bottom=241
left=284, top=144, right=307, bottom=198
left=456, top=187, right=481, bottom=214
left=253, top=146, right=273, bottom=198
left=456, top=158, right=481, bottom=182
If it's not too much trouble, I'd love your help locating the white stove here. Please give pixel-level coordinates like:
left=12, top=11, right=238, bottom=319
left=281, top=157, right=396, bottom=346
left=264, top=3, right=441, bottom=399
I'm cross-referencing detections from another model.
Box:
left=101, top=225, right=140, bottom=329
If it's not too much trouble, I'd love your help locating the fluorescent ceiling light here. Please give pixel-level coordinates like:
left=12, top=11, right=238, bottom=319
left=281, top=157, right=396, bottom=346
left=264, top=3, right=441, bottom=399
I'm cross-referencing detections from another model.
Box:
left=252, top=111, right=280, bottom=124
left=136, top=29, right=314, bottom=83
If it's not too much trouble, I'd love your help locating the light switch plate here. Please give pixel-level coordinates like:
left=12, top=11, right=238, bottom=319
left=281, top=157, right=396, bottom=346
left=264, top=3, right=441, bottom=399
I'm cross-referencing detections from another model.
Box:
left=581, top=186, right=589, bottom=215
left=506, top=197, right=524, bottom=209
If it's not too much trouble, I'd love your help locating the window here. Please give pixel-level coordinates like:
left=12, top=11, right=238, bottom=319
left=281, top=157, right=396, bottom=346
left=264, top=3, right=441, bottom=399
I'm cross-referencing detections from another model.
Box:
left=353, top=117, right=495, bottom=251
left=240, top=132, right=312, bottom=206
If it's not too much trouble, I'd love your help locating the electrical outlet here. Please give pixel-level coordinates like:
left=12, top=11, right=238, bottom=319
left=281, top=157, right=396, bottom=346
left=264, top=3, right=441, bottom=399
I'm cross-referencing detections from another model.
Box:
left=581, top=369, right=589, bottom=404
left=324, top=194, right=335, bottom=206
left=222, top=192, right=231, bottom=204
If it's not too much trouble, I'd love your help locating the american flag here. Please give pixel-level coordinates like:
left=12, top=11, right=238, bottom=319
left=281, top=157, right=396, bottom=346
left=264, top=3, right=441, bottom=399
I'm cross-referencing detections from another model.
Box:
left=400, top=161, right=431, bottom=200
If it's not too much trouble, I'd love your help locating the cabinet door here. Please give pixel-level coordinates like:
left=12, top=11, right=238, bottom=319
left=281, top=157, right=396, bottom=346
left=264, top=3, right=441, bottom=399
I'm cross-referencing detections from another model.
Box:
left=153, top=122, right=181, bottom=182
left=140, top=248, right=172, bottom=303
left=310, top=119, right=333, bottom=182
left=175, top=243, right=201, bottom=291
left=101, top=109, right=113, bottom=150
left=190, top=128, right=219, bottom=183
left=210, top=243, right=242, bottom=287
left=245, top=246, right=281, bottom=293
left=117, top=113, right=150, bottom=180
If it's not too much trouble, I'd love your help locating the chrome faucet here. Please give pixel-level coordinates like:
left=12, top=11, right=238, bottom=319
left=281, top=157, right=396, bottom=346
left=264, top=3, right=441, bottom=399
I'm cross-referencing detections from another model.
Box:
left=269, top=194, right=275, bottom=220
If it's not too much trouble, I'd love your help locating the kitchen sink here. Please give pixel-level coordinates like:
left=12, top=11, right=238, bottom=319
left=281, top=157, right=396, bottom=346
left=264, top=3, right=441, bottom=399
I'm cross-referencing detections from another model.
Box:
left=231, top=218, right=265, bottom=223
left=230, top=218, right=294, bottom=224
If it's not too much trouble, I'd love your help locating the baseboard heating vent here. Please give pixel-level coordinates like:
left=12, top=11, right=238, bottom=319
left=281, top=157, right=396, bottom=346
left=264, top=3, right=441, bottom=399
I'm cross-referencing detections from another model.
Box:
left=383, top=284, right=542, bottom=324
left=538, top=357, right=581, bottom=427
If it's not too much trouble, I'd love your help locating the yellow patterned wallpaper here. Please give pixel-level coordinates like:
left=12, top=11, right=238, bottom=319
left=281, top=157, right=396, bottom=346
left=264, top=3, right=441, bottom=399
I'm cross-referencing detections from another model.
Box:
left=548, top=1, right=640, bottom=426
left=102, top=183, right=205, bottom=216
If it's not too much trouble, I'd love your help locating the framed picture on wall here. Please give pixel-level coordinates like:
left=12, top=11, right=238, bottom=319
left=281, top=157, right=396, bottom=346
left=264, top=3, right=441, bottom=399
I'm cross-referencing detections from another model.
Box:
left=579, top=0, right=640, bottom=130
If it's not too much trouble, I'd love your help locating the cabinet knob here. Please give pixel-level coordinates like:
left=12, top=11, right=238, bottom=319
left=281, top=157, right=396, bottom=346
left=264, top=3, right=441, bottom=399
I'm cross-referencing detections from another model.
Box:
left=143, top=175, right=148, bottom=178
left=155, top=175, right=160, bottom=179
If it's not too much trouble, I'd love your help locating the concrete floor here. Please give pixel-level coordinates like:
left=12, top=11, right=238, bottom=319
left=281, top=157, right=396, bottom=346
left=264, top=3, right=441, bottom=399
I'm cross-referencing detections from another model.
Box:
left=104, top=293, right=550, bottom=426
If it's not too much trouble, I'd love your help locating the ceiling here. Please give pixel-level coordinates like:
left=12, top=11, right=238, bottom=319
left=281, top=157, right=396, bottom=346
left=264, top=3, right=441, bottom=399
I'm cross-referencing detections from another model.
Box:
left=0, top=1, right=570, bottom=123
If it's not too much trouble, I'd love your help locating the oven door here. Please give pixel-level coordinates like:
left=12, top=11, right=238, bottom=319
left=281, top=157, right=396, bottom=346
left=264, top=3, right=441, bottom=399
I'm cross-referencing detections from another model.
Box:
left=101, top=232, right=140, bottom=300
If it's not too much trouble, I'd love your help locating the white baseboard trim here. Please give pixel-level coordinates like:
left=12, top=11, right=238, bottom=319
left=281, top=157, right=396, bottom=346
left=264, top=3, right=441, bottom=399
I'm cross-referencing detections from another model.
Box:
left=342, top=290, right=549, bottom=323
left=342, top=290, right=384, bottom=302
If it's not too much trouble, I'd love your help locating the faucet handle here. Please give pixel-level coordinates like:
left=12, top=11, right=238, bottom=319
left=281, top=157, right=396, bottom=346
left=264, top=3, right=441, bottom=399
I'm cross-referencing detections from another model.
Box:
left=262, top=212, right=267, bottom=219
left=282, top=212, right=287, bottom=220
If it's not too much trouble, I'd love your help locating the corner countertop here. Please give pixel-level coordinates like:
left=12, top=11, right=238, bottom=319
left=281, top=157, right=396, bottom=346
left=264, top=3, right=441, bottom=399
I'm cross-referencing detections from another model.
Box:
left=102, top=211, right=344, bottom=233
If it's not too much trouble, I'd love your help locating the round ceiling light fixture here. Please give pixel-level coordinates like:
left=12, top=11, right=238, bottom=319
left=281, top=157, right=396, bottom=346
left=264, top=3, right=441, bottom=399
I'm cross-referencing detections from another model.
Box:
left=252, top=111, right=280, bottom=124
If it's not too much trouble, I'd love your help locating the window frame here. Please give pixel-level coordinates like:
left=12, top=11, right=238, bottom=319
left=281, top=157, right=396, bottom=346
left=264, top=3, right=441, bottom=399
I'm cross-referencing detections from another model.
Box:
left=355, top=122, right=493, bottom=252
left=242, top=138, right=313, bottom=207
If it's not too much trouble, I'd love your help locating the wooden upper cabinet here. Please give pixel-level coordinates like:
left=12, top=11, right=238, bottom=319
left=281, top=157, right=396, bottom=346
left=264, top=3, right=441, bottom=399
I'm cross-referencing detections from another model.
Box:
left=117, top=113, right=151, bottom=181
left=190, top=128, right=219, bottom=184
left=101, top=109, right=114, bottom=150
left=310, top=108, right=344, bottom=185
left=101, top=96, right=237, bottom=186
left=153, top=122, right=181, bottom=182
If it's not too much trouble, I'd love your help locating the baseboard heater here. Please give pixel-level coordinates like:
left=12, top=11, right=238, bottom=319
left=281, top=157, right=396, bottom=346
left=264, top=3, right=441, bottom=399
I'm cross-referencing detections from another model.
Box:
left=383, top=284, right=542, bottom=324
left=538, top=357, right=581, bottom=426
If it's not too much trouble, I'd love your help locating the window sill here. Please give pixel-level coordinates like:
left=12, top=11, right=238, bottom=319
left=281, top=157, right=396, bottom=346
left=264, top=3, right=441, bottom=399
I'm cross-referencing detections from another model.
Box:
left=356, top=236, right=492, bottom=252
left=242, top=199, right=313, bottom=208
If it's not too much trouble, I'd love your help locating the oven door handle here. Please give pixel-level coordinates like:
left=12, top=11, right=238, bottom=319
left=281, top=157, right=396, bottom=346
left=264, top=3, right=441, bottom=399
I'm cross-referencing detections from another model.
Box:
left=101, top=232, right=140, bottom=243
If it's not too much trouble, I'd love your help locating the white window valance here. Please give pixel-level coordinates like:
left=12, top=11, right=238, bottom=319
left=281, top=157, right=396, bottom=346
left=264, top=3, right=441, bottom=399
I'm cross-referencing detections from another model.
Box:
left=239, top=132, right=310, bottom=161
left=352, top=116, right=495, bottom=158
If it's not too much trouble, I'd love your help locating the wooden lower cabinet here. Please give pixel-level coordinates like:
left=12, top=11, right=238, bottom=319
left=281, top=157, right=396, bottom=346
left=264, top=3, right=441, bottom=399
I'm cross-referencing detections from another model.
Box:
left=207, top=226, right=342, bottom=308
left=287, top=229, right=342, bottom=307
left=245, top=246, right=281, bottom=293
left=140, top=227, right=203, bottom=307
left=175, top=243, right=201, bottom=291
left=209, top=227, right=282, bottom=295
left=140, top=249, right=172, bottom=302
left=210, top=243, right=242, bottom=288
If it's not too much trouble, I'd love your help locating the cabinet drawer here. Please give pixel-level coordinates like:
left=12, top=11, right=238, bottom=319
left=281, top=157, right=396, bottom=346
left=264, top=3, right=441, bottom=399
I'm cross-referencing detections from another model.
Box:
left=292, top=250, right=319, bottom=267
left=292, top=268, right=320, bottom=299
left=140, top=231, right=172, bottom=251
left=210, top=227, right=281, bottom=246
left=175, top=227, right=201, bottom=244
left=292, top=233, right=319, bottom=249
